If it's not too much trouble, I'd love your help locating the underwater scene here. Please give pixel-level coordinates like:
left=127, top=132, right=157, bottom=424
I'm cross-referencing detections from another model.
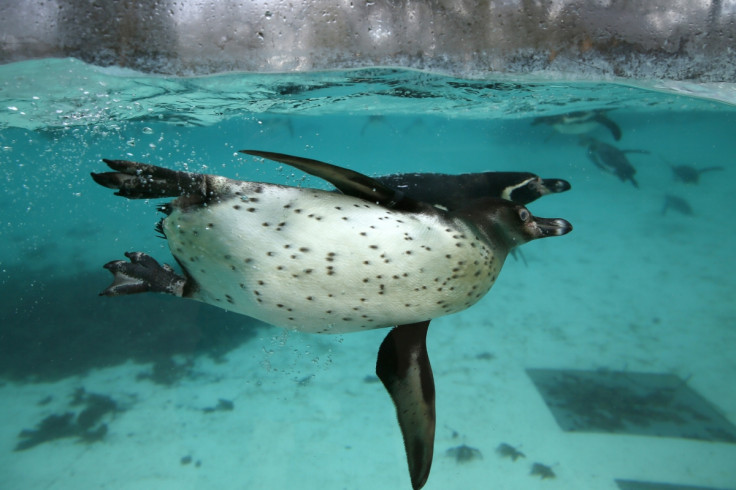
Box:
left=1, top=58, right=735, bottom=490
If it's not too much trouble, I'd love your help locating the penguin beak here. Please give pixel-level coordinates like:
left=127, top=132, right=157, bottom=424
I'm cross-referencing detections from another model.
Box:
left=533, top=217, right=573, bottom=237
left=541, top=178, right=572, bottom=194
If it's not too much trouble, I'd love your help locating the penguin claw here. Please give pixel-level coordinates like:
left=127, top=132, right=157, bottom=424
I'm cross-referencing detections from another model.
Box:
left=100, top=252, right=186, bottom=297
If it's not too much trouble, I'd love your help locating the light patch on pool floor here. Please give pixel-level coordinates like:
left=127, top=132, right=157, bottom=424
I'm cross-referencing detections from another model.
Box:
left=616, top=479, right=734, bottom=490
left=526, top=368, right=736, bottom=443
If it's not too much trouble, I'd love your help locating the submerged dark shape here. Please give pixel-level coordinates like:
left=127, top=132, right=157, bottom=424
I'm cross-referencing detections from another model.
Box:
left=15, top=389, right=119, bottom=451
left=91, top=150, right=572, bottom=489
left=664, top=160, right=724, bottom=184
left=582, top=137, right=649, bottom=188
left=530, top=462, right=556, bottom=479
left=15, top=413, right=77, bottom=451
left=496, top=442, right=525, bottom=461
left=203, top=398, right=235, bottom=413
left=445, top=443, right=483, bottom=463
left=662, top=194, right=694, bottom=216
left=533, top=110, right=622, bottom=141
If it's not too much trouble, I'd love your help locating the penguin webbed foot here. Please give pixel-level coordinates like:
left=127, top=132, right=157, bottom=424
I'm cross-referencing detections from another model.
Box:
left=101, top=252, right=186, bottom=297
left=376, top=321, right=435, bottom=490
left=91, top=159, right=205, bottom=199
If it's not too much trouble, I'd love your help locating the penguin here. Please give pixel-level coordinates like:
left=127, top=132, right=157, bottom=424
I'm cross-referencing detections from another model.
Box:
left=582, top=137, right=649, bottom=188
left=663, top=160, right=724, bottom=184
left=533, top=110, right=622, bottom=141
left=91, top=151, right=572, bottom=489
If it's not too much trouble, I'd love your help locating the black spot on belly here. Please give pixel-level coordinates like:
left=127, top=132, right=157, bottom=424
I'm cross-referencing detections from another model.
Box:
left=233, top=205, right=241, bottom=210
left=247, top=208, right=256, bottom=212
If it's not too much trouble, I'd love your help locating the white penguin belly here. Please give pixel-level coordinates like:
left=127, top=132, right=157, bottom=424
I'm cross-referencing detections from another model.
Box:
left=163, top=185, right=501, bottom=333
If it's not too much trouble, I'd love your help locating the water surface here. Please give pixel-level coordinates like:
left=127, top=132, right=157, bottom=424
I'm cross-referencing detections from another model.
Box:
left=1, top=58, right=735, bottom=490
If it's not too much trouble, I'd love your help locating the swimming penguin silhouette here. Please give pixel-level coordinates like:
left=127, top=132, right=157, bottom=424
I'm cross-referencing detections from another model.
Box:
left=91, top=150, right=572, bottom=489
left=662, top=159, right=724, bottom=184
left=533, top=110, right=622, bottom=141
left=583, top=137, right=649, bottom=188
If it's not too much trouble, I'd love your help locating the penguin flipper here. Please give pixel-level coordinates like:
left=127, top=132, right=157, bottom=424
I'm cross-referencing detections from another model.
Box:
left=699, top=166, right=725, bottom=174
left=593, top=115, right=622, bottom=141
left=376, top=321, right=435, bottom=490
left=240, top=150, right=425, bottom=212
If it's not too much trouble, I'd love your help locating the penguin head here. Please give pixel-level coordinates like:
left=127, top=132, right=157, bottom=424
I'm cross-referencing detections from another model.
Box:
left=456, top=198, right=572, bottom=251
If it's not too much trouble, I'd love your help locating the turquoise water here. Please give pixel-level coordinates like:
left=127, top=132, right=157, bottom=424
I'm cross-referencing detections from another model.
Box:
left=1, top=58, right=735, bottom=489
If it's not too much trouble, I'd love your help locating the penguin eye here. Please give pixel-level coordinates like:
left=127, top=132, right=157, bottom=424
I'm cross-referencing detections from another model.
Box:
left=518, top=208, right=530, bottom=222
